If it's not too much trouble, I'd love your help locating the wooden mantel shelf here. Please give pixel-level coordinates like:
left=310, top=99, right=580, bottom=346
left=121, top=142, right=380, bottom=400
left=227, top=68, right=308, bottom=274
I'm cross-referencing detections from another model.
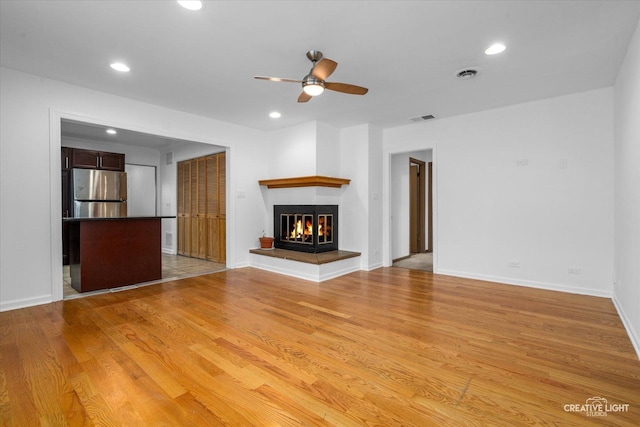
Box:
left=259, top=176, right=350, bottom=189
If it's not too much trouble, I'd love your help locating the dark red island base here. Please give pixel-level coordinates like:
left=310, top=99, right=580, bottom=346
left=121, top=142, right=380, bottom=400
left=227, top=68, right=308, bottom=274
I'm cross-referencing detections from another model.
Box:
left=65, top=217, right=172, bottom=293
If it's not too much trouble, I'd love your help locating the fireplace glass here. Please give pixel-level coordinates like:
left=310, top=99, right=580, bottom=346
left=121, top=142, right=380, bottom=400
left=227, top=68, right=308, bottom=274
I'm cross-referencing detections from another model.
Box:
left=274, top=205, right=338, bottom=253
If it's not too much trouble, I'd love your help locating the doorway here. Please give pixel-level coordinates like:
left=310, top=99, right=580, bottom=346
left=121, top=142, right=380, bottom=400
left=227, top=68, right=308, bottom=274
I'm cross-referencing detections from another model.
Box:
left=56, top=117, right=229, bottom=300
left=389, top=149, right=434, bottom=272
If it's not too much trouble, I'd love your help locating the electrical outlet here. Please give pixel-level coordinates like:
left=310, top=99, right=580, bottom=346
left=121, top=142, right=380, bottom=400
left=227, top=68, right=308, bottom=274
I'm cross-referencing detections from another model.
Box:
left=516, top=159, right=529, bottom=166
left=509, top=261, right=520, bottom=268
left=569, top=268, right=581, bottom=275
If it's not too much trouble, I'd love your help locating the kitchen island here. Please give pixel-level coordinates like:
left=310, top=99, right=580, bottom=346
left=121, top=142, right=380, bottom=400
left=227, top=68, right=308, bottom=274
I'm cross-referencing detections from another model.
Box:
left=64, top=216, right=174, bottom=293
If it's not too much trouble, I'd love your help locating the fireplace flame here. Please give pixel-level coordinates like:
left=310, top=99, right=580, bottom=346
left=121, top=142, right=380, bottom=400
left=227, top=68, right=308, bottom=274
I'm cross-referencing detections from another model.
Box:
left=289, top=219, right=327, bottom=238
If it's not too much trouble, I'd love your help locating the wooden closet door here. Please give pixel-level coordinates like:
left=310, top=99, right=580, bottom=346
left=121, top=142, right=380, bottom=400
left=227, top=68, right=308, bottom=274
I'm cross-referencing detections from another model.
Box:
left=177, top=152, right=226, bottom=263
left=190, top=159, right=198, bottom=257
left=206, top=154, right=220, bottom=262
left=177, top=161, right=189, bottom=256
left=217, top=153, right=226, bottom=263
left=197, top=157, right=207, bottom=259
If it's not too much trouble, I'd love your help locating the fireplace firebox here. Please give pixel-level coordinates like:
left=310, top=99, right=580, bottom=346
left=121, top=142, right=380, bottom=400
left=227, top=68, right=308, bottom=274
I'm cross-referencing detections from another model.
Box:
left=274, top=205, right=338, bottom=253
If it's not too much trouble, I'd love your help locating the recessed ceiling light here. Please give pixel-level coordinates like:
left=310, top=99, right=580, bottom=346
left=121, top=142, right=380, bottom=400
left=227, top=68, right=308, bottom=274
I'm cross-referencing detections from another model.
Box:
left=106, top=129, right=117, bottom=135
left=269, top=112, right=282, bottom=119
left=177, top=0, right=203, bottom=10
left=110, top=62, right=130, bottom=72
left=485, top=43, right=506, bottom=55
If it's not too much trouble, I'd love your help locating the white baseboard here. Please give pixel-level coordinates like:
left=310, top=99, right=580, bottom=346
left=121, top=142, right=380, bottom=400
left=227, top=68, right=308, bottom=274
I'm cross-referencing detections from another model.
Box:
left=0, top=294, right=53, bottom=312
left=436, top=268, right=613, bottom=298
left=365, top=261, right=384, bottom=271
left=612, top=295, right=640, bottom=361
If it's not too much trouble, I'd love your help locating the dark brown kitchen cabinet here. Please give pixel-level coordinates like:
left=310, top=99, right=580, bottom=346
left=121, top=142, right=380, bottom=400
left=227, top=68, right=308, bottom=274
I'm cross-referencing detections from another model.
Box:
left=61, top=146, right=72, bottom=171
left=71, top=149, right=125, bottom=171
left=61, top=147, right=73, bottom=264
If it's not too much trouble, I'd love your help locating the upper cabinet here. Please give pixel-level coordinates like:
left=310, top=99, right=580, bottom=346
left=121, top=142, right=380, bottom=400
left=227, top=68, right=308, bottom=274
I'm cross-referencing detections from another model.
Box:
left=61, top=146, right=72, bottom=170
left=71, top=148, right=125, bottom=171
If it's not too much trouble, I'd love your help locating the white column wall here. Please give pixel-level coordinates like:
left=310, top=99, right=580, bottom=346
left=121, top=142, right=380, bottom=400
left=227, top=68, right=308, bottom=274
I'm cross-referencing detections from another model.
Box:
left=367, top=126, right=384, bottom=270
left=613, top=19, right=640, bottom=357
left=339, top=125, right=370, bottom=264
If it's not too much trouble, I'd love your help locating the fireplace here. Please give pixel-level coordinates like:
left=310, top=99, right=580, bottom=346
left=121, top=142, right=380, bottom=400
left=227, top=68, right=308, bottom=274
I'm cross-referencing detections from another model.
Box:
left=274, top=205, right=338, bottom=253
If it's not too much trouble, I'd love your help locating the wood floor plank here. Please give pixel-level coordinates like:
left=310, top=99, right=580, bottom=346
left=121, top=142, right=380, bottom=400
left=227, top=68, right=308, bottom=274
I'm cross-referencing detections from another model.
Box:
left=1, top=267, right=639, bottom=426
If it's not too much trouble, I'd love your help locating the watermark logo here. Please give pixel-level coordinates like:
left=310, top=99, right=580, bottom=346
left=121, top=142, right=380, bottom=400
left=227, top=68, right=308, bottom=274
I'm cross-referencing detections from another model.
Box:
left=564, top=396, right=630, bottom=417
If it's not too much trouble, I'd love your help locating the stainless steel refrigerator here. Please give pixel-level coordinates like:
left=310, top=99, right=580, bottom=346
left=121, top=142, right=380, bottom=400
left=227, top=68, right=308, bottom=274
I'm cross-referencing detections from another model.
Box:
left=72, top=169, right=127, bottom=218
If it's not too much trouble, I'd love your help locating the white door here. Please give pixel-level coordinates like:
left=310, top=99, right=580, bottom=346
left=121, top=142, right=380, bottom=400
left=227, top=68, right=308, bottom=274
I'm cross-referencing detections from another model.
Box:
left=125, top=164, right=157, bottom=216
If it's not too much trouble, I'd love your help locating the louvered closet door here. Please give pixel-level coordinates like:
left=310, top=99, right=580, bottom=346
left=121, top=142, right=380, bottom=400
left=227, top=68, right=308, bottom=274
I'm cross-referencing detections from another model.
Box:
left=176, top=152, right=226, bottom=263
left=177, top=161, right=189, bottom=256
left=197, top=157, right=207, bottom=259
left=190, top=159, right=199, bottom=257
left=206, top=154, right=219, bottom=262
left=217, top=153, right=226, bottom=263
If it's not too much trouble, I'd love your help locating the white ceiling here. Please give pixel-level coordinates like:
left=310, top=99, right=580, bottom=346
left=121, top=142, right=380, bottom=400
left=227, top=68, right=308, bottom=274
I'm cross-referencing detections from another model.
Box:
left=2, top=0, right=639, bottom=139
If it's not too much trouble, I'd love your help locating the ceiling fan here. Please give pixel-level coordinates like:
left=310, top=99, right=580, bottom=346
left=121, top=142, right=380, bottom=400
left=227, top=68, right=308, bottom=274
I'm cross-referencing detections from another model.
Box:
left=254, top=50, right=368, bottom=103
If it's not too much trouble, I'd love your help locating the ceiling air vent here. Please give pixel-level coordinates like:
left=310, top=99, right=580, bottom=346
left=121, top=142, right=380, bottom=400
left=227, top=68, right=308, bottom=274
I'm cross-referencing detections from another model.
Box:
left=410, top=114, right=436, bottom=123
left=456, top=68, right=478, bottom=79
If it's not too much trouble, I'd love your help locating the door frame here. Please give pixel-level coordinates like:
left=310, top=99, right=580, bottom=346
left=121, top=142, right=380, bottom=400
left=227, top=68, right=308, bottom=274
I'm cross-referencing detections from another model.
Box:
left=409, top=157, right=426, bottom=253
left=49, top=109, right=231, bottom=303
left=383, top=147, right=437, bottom=270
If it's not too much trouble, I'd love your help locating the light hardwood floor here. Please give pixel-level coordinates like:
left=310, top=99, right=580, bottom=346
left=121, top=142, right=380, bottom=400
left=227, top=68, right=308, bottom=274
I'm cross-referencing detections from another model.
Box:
left=2, top=267, right=639, bottom=426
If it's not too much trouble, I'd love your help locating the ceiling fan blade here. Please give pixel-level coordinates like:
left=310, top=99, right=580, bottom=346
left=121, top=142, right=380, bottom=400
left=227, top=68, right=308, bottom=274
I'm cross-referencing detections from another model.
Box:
left=325, top=82, right=368, bottom=95
left=311, top=58, right=338, bottom=81
left=254, top=76, right=302, bottom=83
left=298, top=92, right=312, bottom=103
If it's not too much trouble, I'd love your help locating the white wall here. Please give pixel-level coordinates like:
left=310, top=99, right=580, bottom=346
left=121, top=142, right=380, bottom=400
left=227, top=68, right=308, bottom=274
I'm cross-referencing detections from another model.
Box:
left=317, top=122, right=341, bottom=177
left=338, top=124, right=384, bottom=270
left=267, top=121, right=318, bottom=178
left=384, top=88, right=615, bottom=297
left=367, top=126, right=384, bottom=270
left=0, top=66, right=266, bottom=310
left=613, top=19, right=640, bottom=357
left=339, top=125, right=370, bottom=263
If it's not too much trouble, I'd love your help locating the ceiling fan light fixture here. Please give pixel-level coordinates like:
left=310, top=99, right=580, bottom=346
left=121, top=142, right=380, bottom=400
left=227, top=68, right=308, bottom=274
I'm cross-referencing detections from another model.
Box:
left=302, top=75, right=325, bottom=96
left=303, top=83, right=325, bottom=96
